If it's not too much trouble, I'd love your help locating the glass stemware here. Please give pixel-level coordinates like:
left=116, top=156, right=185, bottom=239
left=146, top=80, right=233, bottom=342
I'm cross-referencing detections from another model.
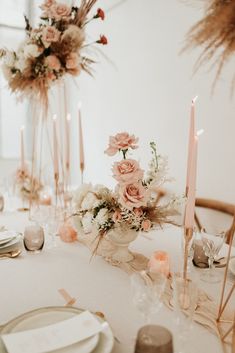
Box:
left=200, top=230, right=226, bottom=283
left=130, top=270, right=167, bottom=324
left=172, top=272, right=198, bottom=353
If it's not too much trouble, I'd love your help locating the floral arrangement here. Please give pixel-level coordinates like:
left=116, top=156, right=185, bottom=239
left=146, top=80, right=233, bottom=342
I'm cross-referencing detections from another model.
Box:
left=73, top=132, right=179, bottom=250
left=14, top=165, right=43, bottom=201
left=0, top=0, right=107, bottom=108
left=183, top=0, right=235, bottom=89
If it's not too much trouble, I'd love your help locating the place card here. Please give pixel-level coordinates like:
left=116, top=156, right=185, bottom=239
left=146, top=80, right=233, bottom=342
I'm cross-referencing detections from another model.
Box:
left=1, top=311, right=102, bottom=353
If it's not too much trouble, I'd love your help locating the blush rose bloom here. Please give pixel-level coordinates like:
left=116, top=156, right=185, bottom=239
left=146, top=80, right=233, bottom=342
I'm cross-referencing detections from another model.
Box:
left=133, top=207, right=143, bottom=217
left=40, top=0, right=56, bottom=17
left=66, top=52, right=79, bottom=69
left=42, top=26, right=60, bottom=47
left=119, top=182, right=147, bottom=210
left=141, top=219, right=151, bottom=232
left=105, top=132, right=139, bottom=156
left=50, top=3, right=71, bottom=20
left=112, top=159, right=143, bottom=184
left=40, top=0, right=55, bottom=10
left=45, top=55, right=61, bottom=71
left=112, top=210, right=122, bottom=223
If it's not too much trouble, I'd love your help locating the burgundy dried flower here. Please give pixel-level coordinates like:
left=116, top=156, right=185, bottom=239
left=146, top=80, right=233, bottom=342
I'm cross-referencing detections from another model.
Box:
left=97, top=35, right=108, bottom=45
left=94, top=8, right=105, bottom=21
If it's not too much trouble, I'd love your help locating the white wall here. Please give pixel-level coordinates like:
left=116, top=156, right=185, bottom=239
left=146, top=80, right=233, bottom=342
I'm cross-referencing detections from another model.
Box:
left=1, top=0, right=235, bottom=203
left=68, top=0, right=235, bottom=203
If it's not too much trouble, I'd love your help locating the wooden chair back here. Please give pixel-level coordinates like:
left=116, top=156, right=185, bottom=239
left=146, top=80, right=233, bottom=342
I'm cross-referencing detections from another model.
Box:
left=195, top=198, right=235, bottom=244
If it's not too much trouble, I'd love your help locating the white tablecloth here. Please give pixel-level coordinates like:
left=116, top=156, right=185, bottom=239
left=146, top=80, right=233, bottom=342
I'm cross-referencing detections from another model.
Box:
left=0, top=210, right=234, bottom=353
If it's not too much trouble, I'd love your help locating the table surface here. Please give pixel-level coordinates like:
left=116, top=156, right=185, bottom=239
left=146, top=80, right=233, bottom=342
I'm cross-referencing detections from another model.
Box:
left=0, top=210, right=234, bottom=353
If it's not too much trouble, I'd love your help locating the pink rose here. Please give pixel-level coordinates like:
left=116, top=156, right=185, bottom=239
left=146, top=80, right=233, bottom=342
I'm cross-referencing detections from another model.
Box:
left=40, top=0, right=56, bottom=16
left=141, top=219, right=151, bottom=232
left=119, top=182, right=147, bottom=210
left=112, top=210, right=122, bottom=222
left=40, top=0, right=56, bottom=10
left=50, top=3, right=71, bottom=20
left=112, top=159, right=143, bottom=184
left=133, top=207, right=143, bottom=217
left=105, top=132, right=139, bottom=156
left=45, top=55, right=61, bottom=71
left=66, top=52, right=79, bottom=69
left=42, top=26, right=60, bottom=46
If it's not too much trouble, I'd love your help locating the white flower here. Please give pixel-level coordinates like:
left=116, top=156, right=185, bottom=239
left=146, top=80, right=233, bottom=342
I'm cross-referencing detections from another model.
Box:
left=2, top=64, right=12, bottom=81
left=4, top=50, right=15, bottom=67
left=81, top=192, right=98, bottom=211
left=15, top=54, right=27, bottom=72
left=23, top=44, right=41, bottom=58
left=81, top=212, right=93, bottom=233
left=73, top=183, right=92, bottom=208
left=95, top=208, right=109, bottom=226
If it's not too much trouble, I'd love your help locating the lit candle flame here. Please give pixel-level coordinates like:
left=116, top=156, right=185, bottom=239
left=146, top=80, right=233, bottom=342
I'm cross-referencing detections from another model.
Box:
left=197, top=129, right=204, bottom=137
left=53, top=114, right=57, bottom=121
left=67, top=113, right=71, bottom=121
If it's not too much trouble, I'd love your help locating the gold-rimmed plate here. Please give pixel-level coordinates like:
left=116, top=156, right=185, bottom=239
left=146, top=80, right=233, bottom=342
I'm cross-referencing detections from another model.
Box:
left=0, top=306, right=114, bottom=353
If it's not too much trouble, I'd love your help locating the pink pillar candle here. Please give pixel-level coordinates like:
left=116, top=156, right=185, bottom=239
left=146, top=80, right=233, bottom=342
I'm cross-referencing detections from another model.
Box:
left=65, top=113, right=71, bottom=170
left=78, top=104, right=85, bottom=173
left=20, top=126, right=25, bottom=170
left=186, top=98, right=197, bottom=196
left=184, top=136, right=198, bottom=230
left=53, top=115, right=59, bottom=177
left=148, top=251, right=170, bottom=276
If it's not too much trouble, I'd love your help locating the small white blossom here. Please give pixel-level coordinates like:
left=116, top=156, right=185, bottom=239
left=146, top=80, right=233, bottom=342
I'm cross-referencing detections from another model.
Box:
left=81, top=192, right=98, bottom=211
left=81, top=212, right=93, bottom=233
left=95, top=208, right=109, bottom=227
left=4, top=50, right=15, bottom=67
left=73, top=183, right=92, bottom=208
left=23, top=44, right=41, bottom=58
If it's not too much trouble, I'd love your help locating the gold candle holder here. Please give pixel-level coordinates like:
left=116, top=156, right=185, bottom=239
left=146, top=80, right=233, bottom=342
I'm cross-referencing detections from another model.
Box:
left=216, top=216, right=235, bottom=353
left=183, top=227, right=193, bottom=279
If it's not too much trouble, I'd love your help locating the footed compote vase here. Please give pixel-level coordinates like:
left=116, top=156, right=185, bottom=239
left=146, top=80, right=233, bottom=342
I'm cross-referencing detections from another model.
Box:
left=108, top=227, right=138, bottom=263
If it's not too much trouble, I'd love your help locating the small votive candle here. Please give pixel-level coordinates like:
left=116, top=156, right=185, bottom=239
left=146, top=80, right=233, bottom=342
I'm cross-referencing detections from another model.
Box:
left=24, top=225, right=44, bottom=253
left=148, top=251, right=170, bottom=276
left=58, top=223, right=77, bottom=243
left=40, top=193, right=52, bottom=206
left=135, top=325, right=173, bottom=353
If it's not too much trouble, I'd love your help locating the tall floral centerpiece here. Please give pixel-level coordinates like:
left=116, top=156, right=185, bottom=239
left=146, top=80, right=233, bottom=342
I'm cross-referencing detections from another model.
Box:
left=73, top=132, right=179, bottom=263
left=0, top=0, right=107, bottom=108
left=0, top=0, right=107, bottom=206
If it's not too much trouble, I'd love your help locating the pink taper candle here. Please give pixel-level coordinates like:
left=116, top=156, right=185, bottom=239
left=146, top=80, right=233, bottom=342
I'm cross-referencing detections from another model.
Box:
left=53, top=115, right=59, bottom=177
left=186, top=96, right=198, bottom=196
left=20, top=126, right=25, bottom=170
left=78, top=103, right=85, bottom=175
left=65, top=113, right=71, bottom=170
left=184, top=135, right=198, bottom=229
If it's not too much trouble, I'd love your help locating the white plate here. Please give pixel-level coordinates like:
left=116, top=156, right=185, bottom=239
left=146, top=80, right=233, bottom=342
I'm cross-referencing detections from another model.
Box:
left=229, top=257, right=235, bottom=276
left=0, top=231, right=18, bottom=246
left=0, top=234, right=22, bottom=252
left=0, top=306, right=114, bottom=353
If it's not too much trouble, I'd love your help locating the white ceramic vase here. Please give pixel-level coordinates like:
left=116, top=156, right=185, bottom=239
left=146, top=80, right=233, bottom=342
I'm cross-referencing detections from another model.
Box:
left=108, top=227, right=138, bottom=263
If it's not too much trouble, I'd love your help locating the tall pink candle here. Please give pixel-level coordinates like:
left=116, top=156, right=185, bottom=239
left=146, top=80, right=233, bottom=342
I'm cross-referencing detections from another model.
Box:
left=184, top=135, right=198, bottom=229
left=186, top=96, right=197, bottom=196
left=53, top=115, right=59, bottom=177
left=78, top=104, right=85, bottom=173
left=20, top=126, right=25, bottom=170
left=65, top=113, right=71, bottom=170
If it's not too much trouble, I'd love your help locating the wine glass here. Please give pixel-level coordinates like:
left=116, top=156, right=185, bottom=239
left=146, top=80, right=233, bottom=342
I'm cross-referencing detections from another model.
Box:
left=130, top=270, right=167, bottom=324
left=200, top=230, right=226, bottom=283
left=172, top=272, right=198, bottom=353
left=45, top=206, right=64, bottom=249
